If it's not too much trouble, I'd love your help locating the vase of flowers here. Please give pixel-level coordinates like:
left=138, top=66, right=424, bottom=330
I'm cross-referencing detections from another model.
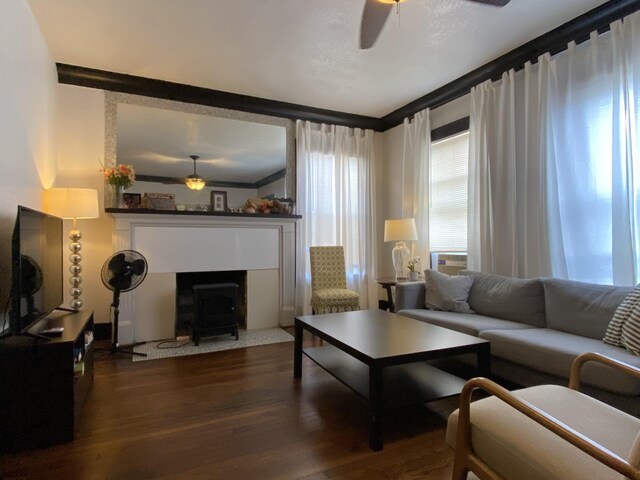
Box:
left=101, top=164, right=135, bottom=208
left=407, top=256, right=421, bottom=281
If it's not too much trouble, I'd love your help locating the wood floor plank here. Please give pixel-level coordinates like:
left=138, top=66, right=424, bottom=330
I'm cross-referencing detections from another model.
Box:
left=0, top=336, right=457, bottom=479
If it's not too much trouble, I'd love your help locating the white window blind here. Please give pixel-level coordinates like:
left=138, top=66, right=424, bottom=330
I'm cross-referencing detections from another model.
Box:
left=430, top=131, right=469, bottom=251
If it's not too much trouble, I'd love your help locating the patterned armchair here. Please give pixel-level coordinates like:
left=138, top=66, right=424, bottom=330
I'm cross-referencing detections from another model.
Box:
left=309, top=246, right=360, bottom=314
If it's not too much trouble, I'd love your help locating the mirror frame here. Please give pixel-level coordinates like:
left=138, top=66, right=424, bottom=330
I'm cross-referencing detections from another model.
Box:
left=104, top=91, right=296, bottom=201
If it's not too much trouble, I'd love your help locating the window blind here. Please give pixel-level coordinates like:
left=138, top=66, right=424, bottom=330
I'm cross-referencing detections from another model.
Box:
left=429, top=131, right=469, bottom=252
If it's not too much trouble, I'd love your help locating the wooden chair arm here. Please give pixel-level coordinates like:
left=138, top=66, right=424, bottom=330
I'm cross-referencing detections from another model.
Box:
left=453, top=377, right=640, bottom=480
left=569, top=351, right=640, bottom=390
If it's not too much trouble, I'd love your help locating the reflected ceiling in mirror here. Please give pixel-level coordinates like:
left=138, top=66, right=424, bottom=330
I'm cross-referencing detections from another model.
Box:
left=116, top=104, right=287, bottom=188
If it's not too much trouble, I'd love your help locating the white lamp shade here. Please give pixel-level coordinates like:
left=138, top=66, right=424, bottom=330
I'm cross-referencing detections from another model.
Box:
left=384, top=218, right=418, bottom=242
left=45, top=188, right=99, bottom=219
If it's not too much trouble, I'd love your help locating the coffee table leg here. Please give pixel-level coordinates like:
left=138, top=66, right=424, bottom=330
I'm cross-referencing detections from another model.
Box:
left=478, top=344, right=491, bottom=377
left=294, top=320, right=303, bottom=379
left=369, top=365, right=384, bottom=451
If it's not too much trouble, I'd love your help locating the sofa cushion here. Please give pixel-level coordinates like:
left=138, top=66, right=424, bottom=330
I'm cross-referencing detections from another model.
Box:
left=424, top=269, right=473, bottom=313
left=479, top=328, right=640, bottom=395
left=446, top=385, right=640, bottom=480
left=543, top=278, right=632, bottom=340
left=459, top=270, right=545, bottom=327
left=604, top=285, right=640, bottom=347
left=398, top=309, right=534, bottom=337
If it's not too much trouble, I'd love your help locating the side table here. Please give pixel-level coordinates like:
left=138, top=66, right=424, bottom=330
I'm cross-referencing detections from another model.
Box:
left=376, top=277, right=399, bottom=312
left=377, top=276, right=423, bottom=313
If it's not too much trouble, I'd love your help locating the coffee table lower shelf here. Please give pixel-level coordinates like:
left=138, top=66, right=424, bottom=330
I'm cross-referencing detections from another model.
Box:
left=304, top=345, right=466, bottom=409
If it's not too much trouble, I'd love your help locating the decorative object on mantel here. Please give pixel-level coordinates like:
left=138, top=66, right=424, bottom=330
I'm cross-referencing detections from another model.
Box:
left=141, top=192, right=176, bottom=210
left=101, top=164, right=135, bottom=208
left=44, top=188, right=99, bottom=311
left=185, top=154, right=206, bottom=191
left=243, top=197, right=295, bottom=214
left=123, top=193, right=141, bottom=209
left=211, top=190, right=228, bottom=212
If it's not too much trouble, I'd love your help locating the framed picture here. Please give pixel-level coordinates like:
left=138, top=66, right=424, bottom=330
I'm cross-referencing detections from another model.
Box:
left=211, top=191, right=228, bottom=212
left=141, top=192, right=176, bottom=210
left=122, top=193, right=141, bottom=209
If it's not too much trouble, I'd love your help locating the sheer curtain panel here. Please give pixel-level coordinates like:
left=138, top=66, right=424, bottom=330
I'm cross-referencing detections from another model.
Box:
left=468, top=11, right=640, bottom=284
left=295, top=121, right=378, bottom=315
left=402, top=108, right=431, bottom=263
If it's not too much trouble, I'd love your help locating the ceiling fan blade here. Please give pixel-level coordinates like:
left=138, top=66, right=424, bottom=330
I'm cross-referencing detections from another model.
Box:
left=466, top=0, right=511, bottom=6
left=360, top=0, right=394, bottom=49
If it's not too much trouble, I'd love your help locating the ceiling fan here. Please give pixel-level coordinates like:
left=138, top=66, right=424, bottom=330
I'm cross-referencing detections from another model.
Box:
left=360, top=0, right=512, bottom=49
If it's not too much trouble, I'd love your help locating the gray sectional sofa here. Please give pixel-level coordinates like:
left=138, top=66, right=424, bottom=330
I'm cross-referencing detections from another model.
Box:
left=395, top=270, right=640, bottom=415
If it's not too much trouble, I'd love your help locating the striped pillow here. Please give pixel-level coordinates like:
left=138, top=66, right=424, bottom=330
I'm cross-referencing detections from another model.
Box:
left=622, top=304, right=640, bottom=355
left=604, top=284, right=640, bottom=347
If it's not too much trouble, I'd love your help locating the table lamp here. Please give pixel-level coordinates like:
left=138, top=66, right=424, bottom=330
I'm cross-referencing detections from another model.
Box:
left=45, top=188, right=99, bottom=311
left=384, top=218, right=417, bottom=280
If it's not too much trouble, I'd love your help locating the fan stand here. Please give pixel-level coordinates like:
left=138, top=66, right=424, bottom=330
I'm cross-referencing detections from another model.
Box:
left=110, top=288, right=147, bottom=357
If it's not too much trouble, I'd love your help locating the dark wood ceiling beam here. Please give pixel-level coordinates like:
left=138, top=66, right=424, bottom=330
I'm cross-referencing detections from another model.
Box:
left=55, top=0, right=640, bottom=133
left=56, top=63, right=384, bottom=131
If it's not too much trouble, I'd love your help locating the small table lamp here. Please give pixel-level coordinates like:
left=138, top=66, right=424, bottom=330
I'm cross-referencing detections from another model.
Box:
left=45, top=188, right=99, bottom=311
left=384, top=218, right=418, bottom=280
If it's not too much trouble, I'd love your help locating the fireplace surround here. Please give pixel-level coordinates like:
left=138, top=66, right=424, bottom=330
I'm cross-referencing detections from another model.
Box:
left=109, top=211, right=298, bottom=344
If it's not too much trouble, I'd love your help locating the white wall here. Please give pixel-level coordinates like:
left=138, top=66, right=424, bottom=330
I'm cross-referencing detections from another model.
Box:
left=54, top=84, right=113, bottom=324
left=375, top=94, right=471, bottom=279
left=0, top=0, right=58, bottom=323
left=257, top=176, right=286, bottom=199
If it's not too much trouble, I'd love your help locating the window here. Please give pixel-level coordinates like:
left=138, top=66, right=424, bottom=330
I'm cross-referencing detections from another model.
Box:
left=429, top=131, right=469, bottom=252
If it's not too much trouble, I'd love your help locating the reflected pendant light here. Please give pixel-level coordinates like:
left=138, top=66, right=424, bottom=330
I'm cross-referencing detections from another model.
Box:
left=185, top=154, right=206, bottom=190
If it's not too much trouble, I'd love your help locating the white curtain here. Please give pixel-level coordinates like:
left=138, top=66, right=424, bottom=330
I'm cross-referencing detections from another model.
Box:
left=295, top=120, right=378, bottom=315
left=402, top=108, right=431, bottom=265
left=468, top=11, right=640, bottom=284
left=468, top=70, right=531, bottom=276
left=546, top=16, right=640, bottom=285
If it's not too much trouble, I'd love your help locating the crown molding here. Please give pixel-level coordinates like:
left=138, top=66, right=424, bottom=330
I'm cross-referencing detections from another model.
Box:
left=379, top=0, right=640, bottom=129
left=57, top=63, right=384, bottom=131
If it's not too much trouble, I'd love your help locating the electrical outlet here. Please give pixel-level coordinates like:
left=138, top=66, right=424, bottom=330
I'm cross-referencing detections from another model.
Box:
left=176, top=335, right=190, bottom=341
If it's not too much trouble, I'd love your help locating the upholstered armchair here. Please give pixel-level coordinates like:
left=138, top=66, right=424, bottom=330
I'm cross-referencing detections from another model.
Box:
left=309, top=246, right=360, bottom=314
left=447, top=352, right=640, bottom=480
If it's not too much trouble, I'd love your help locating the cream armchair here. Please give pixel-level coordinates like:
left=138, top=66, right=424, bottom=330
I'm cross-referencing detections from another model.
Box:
left=309, top=246, right=360, bottom=315
left=447, top=352, right=640, bottom=480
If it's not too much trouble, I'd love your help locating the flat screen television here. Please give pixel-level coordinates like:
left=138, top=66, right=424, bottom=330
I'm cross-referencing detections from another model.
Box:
left=7, top=206, right=64, bottom=336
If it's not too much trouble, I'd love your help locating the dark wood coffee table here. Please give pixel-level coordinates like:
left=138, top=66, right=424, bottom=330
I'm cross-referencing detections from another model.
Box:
left=294, top=309, right=490, bottom=451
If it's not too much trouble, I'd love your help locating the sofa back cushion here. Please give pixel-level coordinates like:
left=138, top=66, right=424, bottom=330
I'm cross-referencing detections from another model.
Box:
left=460, top=270, right=546, bottom=327
left=543, top=278, right=632, bottom=340
left=424, top=269, right=474, bottom=313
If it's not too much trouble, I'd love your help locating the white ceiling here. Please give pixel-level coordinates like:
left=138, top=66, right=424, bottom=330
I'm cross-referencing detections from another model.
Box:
left=27, top=0, right=609, bottom=118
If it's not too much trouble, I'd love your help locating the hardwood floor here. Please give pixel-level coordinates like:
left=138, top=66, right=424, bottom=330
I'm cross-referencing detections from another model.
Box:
left=0, top=333, right=458, bottom=479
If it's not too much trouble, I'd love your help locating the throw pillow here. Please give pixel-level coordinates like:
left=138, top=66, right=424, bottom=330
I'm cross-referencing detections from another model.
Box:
left=424, top=269, right=474, bottom=313
left=603, top=284, right=640, bottom=347
left=622, top=301, right=640, bottom=355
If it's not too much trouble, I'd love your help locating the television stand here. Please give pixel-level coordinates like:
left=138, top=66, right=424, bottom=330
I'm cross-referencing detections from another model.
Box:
left=55, top=306, right=78, bottom=313
left=0, top=309, right=94, bottom=453
left=20, top=330, right=52, bottom=341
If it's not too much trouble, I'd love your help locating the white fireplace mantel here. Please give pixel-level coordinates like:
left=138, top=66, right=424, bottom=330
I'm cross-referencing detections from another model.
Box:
left=109, top=212, right=298, bottom=344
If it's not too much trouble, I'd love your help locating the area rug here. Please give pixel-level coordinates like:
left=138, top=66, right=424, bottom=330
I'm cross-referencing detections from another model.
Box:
left=132, top=328, right=294, bottom=362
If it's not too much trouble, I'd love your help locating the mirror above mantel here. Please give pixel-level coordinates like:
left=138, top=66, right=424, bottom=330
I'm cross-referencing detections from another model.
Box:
left=104, top=92, right=295, bottom=210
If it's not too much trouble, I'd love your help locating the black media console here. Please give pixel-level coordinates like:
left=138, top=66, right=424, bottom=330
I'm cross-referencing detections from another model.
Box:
left=0, top=309, right=94, bottom=454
